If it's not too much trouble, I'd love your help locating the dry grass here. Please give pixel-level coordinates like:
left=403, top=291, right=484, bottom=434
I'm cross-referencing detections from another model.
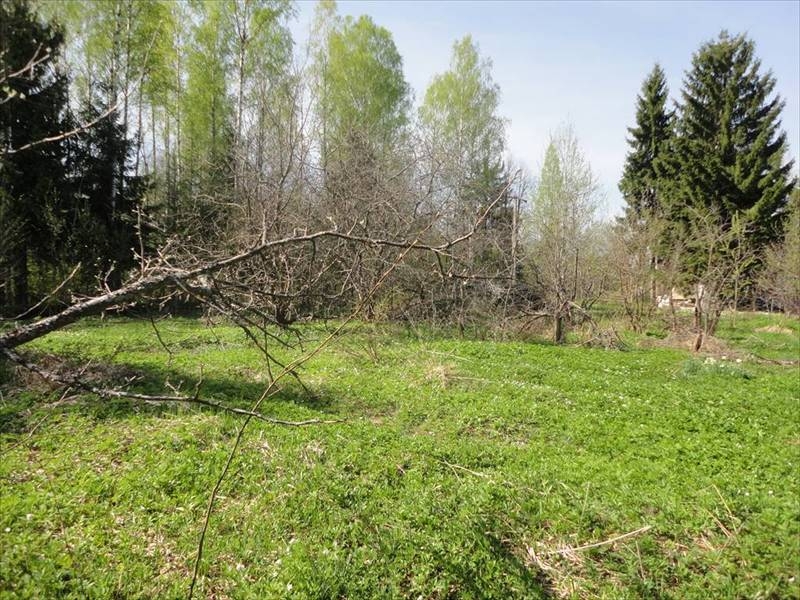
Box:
left=755, top=325, right=794, bottom=335
left=422, top=360, right=458, bottom=388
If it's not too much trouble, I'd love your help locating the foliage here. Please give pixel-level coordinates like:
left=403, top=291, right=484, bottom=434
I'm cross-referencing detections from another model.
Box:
left=319, top=13, right=409, bottom=155
left=416, top=35, right=518, bottom=328
left=2, top=9, right=799, bottom=595
left=619, top=63, right=674, bottom=220
left=0, top=0, right=70, bottom=313
left=181, top=0, right=234, bottom=192
left=1, top=0, right=150, bottom=312
left=525, top=126, right=603, bottom=342
left=661, top=31, right=796, bottom=277
left=5, top=2, right=798, bottom=329
left=0, top=316, right=798, bottom=597
left=63, top=101, right=147, bottom=289
left=618, top=32, right=796, bottom=323
left=419, top=35, right=506, bottom=220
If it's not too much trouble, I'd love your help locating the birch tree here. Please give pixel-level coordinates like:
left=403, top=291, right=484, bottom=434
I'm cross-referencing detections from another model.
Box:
left=525, top=126, right=600, bottom=343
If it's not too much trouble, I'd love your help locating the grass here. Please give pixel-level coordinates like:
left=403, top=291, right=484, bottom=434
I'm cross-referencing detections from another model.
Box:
left=714, top=311, right=800, bottom=361
left=0, top=313, right=798, bottom=599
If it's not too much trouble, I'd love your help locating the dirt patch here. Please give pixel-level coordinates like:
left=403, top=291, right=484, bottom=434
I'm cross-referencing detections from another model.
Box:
left=11, top=353, right=143, bottom=391
left=0, top=353, right=142, bottom=400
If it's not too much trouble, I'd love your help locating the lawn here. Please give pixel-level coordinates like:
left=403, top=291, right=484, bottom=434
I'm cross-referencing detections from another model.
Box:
left=0, top=314, right=798, bottom=599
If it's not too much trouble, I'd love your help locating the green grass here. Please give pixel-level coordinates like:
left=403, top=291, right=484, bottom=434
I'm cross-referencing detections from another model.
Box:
left=714, top=311, right=800, bottom=361
left=1, top=315, right=798, bottom=598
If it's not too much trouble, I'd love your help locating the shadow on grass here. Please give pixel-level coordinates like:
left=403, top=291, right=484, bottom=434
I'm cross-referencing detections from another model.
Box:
left=0, top=395, right=40, bottom=435
left=0, top=353, right=347, bottom=431
left=437, top=522, right=555, bottom=599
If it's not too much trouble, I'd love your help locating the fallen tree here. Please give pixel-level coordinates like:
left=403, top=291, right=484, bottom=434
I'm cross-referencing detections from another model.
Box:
left=0, top=181, right=514, bottom=599
left=0, top=190, right=512, bottom=343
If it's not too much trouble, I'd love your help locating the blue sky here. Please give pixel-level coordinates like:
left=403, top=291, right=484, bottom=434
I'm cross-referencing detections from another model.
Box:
left=290, top=1, right=800, bottom=217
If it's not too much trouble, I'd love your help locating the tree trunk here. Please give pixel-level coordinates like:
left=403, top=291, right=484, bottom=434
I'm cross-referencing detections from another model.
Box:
left=150, top=103, right=157, bottom=177
left=554, top=313, right=564, bottom=344
left=11, top=245, right=28, bottom=314
left=693, top=283, right=704, bottom=331
left=510, top=192, right=518, bottom=285
left=135, top=81, right=144, bottom=176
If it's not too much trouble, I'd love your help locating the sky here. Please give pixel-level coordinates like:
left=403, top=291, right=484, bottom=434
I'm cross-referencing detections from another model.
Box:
left=289, top=0, right=800, bottom=218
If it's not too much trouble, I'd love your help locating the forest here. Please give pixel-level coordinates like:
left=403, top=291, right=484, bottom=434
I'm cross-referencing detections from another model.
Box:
left=0, top=0, right=796, bottom=335
left=0, top=1, right=798, bottom=598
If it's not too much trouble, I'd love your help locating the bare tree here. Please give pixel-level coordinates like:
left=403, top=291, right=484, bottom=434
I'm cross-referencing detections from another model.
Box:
left=609, top=211, right=666, bottom=332
left=757, top=188, right=800, bottom=315
left=524, top=126, right=602, bottom=343
left=678, top=206, right=758, bottom=349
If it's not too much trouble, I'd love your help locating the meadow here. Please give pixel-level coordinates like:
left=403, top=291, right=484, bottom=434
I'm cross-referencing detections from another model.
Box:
left=0, top=313, right=798, bottom=599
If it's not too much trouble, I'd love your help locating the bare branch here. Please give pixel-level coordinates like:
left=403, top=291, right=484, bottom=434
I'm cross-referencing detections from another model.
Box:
left=186, top=213, right=442, bottom=598
left=0, top=214, right=518, bottom=351
left=1, top=263, right=81, bottom=322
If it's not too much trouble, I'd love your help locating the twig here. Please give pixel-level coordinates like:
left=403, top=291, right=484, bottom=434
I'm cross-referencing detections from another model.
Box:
left=186, top=211, right=446, bottom=600
left=0, top=346, right=341, bottom=428
left=6, top=103, right=122, bottom=154
left=711, top=483, right=737, bottom=526
left=1, top=227, right=512, bottom=351
left=185, top=177, right=516, bottom=597
left=544, top=525, right=653, bottom=555
left=438, top=459, right=493, bottom=481
left=750, top=353, right=799, bottom=366
left=148, top=315, right=174, bottom=357
left=0, top=44, right=47, bottom=83
left=184, top=175, right=515, bottom=595
left=103, top=389, right=342, bottom=427
left=706, top=510, right=733, bottom=539
left=4, top=30, right=159, bottom=155
left=1, top=263, right=81, bottom=322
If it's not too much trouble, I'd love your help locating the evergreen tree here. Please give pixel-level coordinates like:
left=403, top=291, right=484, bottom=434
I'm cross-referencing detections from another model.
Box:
left=619, top=63, right=674, bottom=219
left=63, top=98, right=146, bottom=290
left=0, top=0, right=70, bottom=313
left=664, top=32, right=795, bottom=263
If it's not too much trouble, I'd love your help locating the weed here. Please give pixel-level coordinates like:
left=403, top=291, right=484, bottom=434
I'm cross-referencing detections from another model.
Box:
left=0, top=315, right=798, bottom=598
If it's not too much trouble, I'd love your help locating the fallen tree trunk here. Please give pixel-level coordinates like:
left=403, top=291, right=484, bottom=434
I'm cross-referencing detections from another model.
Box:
left=0, top=175, right=513, bottom=352
left=0, top=228, right=464, bottom=351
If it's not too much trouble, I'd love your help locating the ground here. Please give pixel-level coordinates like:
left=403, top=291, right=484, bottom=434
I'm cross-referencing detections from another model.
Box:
left=0, top=313, right=798, bottom=599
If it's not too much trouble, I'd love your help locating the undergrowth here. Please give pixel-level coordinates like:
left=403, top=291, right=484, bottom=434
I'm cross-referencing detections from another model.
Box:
left=0, top=313, right=798, bottom=598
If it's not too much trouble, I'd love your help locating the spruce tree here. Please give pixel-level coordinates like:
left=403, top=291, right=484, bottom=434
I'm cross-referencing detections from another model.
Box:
left=64, top=99, right=146, bottom=290
left=0, top=0, right=70, bottom=313
left=666, top=32, right=795, bottom=252
left=619, top=63, right=674, bottom=219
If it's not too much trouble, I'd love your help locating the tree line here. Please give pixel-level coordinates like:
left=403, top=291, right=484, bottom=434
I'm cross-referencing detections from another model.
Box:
left=1, top=0, right=796, bottom=343
left=618, top=33, right=797, bottom=336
